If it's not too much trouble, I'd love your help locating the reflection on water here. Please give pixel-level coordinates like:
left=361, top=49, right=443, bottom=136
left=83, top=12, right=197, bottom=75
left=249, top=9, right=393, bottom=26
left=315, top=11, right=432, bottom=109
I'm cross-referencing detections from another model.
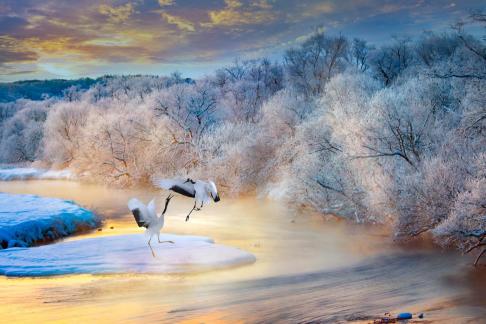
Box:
left=0, top=180, right=485, bottom=323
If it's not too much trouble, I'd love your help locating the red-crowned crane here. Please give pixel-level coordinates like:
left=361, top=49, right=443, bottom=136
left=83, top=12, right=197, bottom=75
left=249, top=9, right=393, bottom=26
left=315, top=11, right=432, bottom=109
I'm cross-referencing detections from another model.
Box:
left=128, top=194, right=174, bottom=257
left=152, top=178, right=220, bottom=221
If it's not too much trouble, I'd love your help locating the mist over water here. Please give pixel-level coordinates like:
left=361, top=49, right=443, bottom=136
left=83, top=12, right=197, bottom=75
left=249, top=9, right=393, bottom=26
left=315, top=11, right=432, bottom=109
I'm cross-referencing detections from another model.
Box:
left=0, top=180, right=485, bottom=322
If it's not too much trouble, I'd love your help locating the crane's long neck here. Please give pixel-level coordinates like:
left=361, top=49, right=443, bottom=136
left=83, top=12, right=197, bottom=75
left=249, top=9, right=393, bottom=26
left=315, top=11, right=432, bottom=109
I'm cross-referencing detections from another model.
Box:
left=159, top=195, right=172, bottom=219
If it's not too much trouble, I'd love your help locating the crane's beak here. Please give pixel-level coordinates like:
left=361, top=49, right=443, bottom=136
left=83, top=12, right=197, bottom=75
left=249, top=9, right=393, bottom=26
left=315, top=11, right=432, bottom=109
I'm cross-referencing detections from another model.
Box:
left=214, top=195, right=220, bottom=202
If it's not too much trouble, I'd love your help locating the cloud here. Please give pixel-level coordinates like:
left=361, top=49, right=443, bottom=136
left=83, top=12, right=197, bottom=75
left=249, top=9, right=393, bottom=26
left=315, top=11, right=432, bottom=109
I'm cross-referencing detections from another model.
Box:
left=294, top=26, right=326, bottom=43
left=0, top=35, right=39, bottom=77
left=313, top=2, right=334, bottom=14
left=98, top=3, right=134, bottom=24
left=251, top=0, right=273, bottom=10
left=0, top=68, right=37, bottom=76
left=202, top=0, right=276, bottom=28
left=160, top=12, right=195, bottom=32
left=0, top=36, right=38, bottom=64
left=0, top=0, right=483, bottom=81
left=158, top=0, right=175, bottom=6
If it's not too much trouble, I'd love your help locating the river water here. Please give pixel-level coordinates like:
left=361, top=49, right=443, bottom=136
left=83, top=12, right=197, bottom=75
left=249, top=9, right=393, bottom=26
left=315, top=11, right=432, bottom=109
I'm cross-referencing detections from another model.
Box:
left=0, top=180, right=485, bottom=323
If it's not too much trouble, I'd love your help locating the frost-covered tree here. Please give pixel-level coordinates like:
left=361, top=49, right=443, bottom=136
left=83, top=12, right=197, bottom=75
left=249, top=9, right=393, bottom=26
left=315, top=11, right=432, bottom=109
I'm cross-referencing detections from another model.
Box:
left=43, top=101, right=90, bottom=165
left=76, top=105, right=178, bottom=184
left=284, top=32, right=349, bottom=98
left=0, top=100, right=48, bottom=162
left=213, top=59, right=284, bottom=122
left=433, top=153, right=486, bottom=265
left=370, top=37, right=415, bottom=86
left=351, top=38, right=373, bottom=72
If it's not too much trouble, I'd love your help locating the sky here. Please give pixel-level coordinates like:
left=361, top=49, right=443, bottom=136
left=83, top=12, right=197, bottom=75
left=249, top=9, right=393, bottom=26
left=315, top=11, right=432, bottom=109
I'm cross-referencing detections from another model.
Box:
left=0, top=0, right=484, bottom=82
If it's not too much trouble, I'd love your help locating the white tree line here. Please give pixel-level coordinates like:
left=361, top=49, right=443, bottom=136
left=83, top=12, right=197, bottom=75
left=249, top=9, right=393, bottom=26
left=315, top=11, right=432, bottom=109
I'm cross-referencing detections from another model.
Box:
left=0, top=15, right=485, bottom=264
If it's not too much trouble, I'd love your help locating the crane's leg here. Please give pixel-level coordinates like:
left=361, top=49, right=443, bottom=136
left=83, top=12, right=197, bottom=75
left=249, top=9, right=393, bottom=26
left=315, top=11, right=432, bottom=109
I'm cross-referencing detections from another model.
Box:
left=158, top=233, right=174, bottom=244
left=186, top=202, right=197, bottom=222
left=148, top=235, right=155, bottom=258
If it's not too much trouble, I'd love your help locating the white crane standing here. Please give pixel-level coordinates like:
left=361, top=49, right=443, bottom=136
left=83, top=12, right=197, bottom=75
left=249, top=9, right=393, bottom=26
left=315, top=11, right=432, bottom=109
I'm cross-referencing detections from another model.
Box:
left=128, top=194, right=174, bottom=257
left=152, top=178, right=220, bottom=221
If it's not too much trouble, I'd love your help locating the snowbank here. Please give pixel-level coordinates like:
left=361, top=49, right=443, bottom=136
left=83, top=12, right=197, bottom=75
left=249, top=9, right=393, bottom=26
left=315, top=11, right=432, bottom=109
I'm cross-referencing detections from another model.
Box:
left=0, top=193, right=99, bottom=249
left=0, top=234, right=256, bottom=276
left=0, top=167, right=74, bottom=181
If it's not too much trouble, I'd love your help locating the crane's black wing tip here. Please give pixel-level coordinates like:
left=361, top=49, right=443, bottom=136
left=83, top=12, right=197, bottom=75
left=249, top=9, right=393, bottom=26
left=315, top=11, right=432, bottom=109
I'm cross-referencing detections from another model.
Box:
left=131, top=208, right=149, bottom=228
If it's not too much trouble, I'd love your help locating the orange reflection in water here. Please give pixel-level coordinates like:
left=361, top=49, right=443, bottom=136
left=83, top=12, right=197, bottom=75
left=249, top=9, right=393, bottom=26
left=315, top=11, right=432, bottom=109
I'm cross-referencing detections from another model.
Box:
left=0, top=180, right=484, bottom=323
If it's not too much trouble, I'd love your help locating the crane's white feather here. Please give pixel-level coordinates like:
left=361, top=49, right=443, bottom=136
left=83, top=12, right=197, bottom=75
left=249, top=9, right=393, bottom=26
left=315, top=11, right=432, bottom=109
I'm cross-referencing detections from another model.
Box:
left=208, top=181, right=218, bottom=196
left=152, top=178, right=177, bottom=190
left=147, top=199, right=157, bottom=222
left=194, top=180, right=212, bottom=206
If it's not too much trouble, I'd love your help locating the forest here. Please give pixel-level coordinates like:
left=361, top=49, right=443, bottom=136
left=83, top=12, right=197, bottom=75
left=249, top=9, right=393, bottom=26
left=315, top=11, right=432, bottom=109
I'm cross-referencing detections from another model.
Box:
left=1, top=15, right=485, bottom=263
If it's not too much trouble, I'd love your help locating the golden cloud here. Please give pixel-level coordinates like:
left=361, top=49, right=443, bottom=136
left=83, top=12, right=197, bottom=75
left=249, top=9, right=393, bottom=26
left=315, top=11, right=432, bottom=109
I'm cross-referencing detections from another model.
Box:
left=0, top=36, right=38, bottom=63
left=314, top=2, right=334, bottom=14
left=98, top=3, right=134, bottom=24
left=251, top=0, right=273, bottom=10
left=202, top=0, right=275, bottom=27
left=9, top=34, right=149, bottom=64
left=160, top=12, right=195, bottom=32
left=22, top=37, right=73, bottom=54
left=158, top=0, right=175, bottom=6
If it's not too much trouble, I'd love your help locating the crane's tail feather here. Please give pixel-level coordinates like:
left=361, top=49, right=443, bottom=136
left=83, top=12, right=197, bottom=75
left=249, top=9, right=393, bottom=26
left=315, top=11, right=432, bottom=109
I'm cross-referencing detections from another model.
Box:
left=128, top=198, right=143, bottom=211
left=131, top=208, right=149, bottom=228
left=128, top=198, right=149, bottom=228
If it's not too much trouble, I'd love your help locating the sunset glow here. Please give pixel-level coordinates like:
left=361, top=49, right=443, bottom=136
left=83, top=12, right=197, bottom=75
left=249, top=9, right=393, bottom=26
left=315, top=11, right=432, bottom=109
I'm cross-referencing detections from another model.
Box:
left=1, top=0, right=482, bottom=81
left=0, top=1, right=485, bottom=322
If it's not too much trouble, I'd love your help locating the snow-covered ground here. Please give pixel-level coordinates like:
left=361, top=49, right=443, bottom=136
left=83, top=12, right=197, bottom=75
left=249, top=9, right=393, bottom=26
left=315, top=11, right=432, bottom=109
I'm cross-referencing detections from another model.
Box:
left=0, top=193, right=99, bottom=249
left=0, top=233, right=256, bottom=276
left=0, top=167, right=74, bottom=181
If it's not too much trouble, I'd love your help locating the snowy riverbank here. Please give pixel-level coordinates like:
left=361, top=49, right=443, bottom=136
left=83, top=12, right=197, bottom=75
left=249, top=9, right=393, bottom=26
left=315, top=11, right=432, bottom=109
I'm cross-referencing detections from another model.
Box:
left=0, top=167, right=74, bottom=181
left=0, top=233, right=256, bottom=276
left=0, top=193, right=99, bottom=248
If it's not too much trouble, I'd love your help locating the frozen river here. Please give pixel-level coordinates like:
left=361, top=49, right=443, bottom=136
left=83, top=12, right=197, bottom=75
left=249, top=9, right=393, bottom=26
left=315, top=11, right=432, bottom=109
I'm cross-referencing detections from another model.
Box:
left=0, top=180, right=485, bottom=323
